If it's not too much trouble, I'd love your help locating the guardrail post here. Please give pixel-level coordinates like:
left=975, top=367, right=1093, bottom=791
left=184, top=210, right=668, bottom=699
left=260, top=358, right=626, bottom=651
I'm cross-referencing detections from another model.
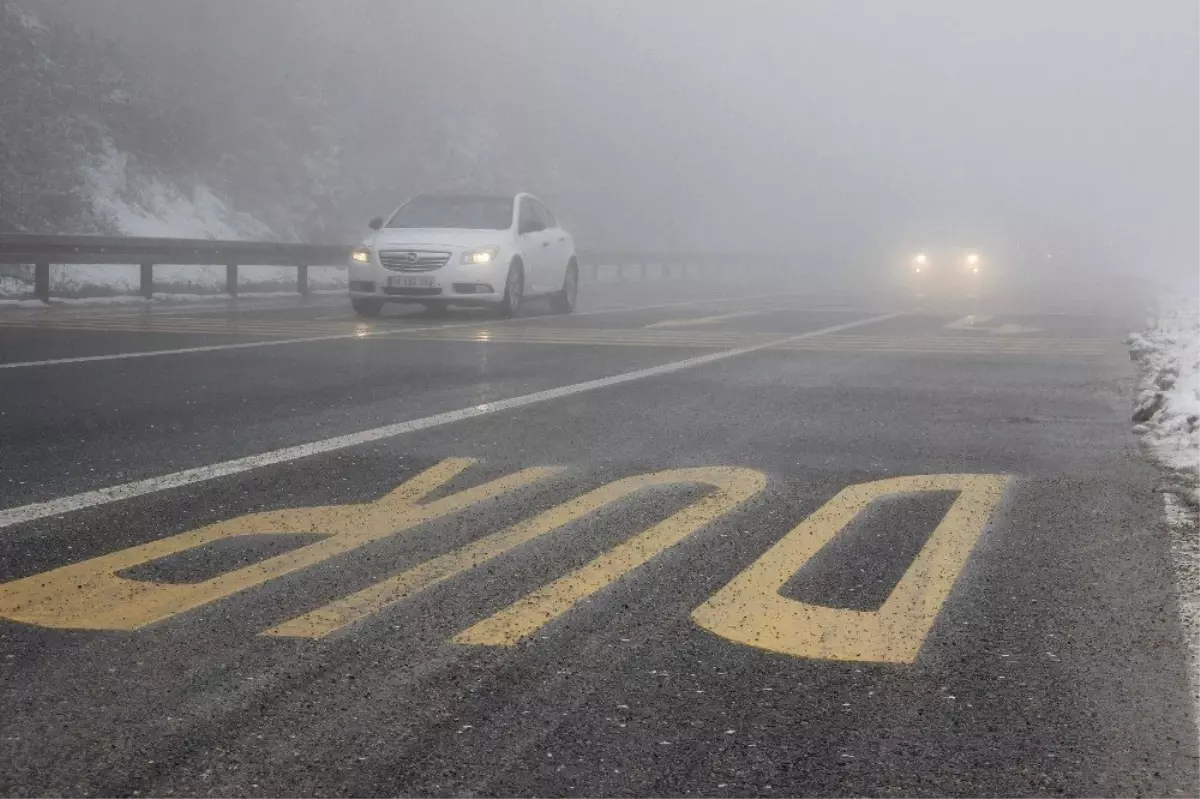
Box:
left=140, top=263, right=153, bottom=299
left=34, top=263, right=50, bottom=302
left=297, top=264, right=309, bottom=296
left=226, top=264, right=238, bottom=297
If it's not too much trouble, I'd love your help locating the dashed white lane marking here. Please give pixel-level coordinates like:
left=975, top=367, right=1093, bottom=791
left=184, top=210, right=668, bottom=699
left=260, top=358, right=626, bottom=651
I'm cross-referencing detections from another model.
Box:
left=0, top=328, right=451, bottom=370
left=0, top=311, right=903, bottom=529
left=0, top=289, right=828, bottom=370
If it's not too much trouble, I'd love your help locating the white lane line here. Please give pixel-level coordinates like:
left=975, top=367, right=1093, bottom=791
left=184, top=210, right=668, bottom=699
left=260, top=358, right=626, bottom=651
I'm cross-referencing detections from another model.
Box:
left=0, top=327, right=448, bottom=370
left=1161, top=491, right=1200, bottom=748
left=0, top=289, right=833, bottom=370
left=0, top=311, right=902, bottom=529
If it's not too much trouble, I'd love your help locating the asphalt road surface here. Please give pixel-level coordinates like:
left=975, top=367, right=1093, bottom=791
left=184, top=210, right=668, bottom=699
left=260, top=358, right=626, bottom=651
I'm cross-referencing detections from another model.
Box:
left=0, top=275, right=1195, bottom=797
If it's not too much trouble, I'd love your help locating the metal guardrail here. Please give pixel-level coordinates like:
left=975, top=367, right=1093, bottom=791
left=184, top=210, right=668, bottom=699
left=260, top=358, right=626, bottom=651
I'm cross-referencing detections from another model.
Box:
left=0, top=234, right=755, bottom=302
left=0, top=234, right=352, bottom=301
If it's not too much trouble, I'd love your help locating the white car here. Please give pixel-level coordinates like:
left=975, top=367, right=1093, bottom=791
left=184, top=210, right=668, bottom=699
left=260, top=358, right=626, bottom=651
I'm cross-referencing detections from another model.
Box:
left=348, top=193, right=578, bottom=318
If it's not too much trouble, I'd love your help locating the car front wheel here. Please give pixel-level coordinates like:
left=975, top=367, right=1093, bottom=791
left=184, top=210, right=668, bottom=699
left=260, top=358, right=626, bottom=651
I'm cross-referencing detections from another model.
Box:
left=550, top=261, right=578, bottom=314
left=497, top=262, right=523, bottom=318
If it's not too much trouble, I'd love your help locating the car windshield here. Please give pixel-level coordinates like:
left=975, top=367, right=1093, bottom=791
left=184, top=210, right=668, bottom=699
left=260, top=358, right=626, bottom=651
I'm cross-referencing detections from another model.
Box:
left=386, top=195, right=512, bottom=230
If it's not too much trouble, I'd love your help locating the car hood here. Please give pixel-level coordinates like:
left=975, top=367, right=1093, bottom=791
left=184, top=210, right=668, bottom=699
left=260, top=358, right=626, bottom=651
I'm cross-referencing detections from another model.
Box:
left=366, top=228, right=508, bottom=250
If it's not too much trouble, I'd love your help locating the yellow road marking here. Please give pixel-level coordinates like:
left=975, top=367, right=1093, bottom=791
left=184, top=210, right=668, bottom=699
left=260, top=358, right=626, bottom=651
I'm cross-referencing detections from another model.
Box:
left=690, top=474, right=1011, bottom=664
left=0, top=459, right=558, bottom=630
left=944, top=315, right=994, bottom=330
left=401, top=332, right=1110, bottom=355
left=0, top=313, right=1111, bottom=354
left=944, top=315, right=1043, bottom=335
left=453, top=467, right=766, bottom=646
left=266, top=466, right=767, bottom=639
left=644, top=311, right=763, bottom=329
left=988, top=323, right=1045, bottom=335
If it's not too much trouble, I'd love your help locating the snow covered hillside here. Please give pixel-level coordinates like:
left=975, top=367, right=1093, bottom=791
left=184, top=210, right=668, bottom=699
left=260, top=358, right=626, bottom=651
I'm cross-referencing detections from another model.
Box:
left=0, top=1, right=347, bottom=296
left=2, top=0, right=528, bottom=297
left=51, top=142, right=344, bottom=295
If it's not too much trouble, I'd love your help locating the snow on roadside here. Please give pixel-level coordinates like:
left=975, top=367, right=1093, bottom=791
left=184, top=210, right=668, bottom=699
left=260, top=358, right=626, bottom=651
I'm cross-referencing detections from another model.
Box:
left=1128, top=292, right=1199, bottom=705
left=1130, top=296, right=1200, bottom=508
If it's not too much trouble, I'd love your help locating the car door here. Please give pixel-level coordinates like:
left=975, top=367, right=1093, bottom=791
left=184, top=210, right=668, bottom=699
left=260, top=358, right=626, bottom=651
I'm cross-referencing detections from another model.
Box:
left=516, top=197, right=550, bottom=291
left=533, top=199, right=569, bottom=290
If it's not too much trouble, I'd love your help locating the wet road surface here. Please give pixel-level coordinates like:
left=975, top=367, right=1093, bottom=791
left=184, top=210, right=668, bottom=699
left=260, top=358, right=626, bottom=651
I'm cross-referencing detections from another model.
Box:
left=0, top=277, right=1195, bottom=796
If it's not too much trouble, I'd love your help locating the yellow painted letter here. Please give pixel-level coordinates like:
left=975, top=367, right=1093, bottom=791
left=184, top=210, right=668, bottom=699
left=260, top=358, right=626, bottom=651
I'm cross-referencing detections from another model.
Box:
left=451, top=466, right=767, bottom=646
left=690, top=474, right=1010, bottom=663
left=0, top=459, right=557, bottom=630
left=270, top=467, right=766, bottom=639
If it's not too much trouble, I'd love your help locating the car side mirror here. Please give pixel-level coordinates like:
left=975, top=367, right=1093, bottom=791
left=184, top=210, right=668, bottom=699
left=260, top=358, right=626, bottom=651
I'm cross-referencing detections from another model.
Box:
left=519, top=220, right=544, bottom=235
left=368, top=217, right=383, bottom=230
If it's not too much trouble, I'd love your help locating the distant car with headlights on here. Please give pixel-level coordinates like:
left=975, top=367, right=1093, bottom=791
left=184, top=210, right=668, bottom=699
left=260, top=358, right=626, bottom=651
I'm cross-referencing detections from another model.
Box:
left=906, top=249, right=985, bottom=282
left=348, top=193, right=578, bottom=318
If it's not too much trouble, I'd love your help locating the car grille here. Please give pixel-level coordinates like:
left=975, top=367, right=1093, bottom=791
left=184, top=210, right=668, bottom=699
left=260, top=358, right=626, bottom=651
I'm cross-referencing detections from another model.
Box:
left=383, top=286, right=443, bottom=296
left=379, top=250, right=451, bottom=272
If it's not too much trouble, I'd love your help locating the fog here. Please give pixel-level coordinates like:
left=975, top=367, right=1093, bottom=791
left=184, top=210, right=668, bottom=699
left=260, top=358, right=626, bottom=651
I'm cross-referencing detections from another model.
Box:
left=44, top=0, right=1200, bottom=278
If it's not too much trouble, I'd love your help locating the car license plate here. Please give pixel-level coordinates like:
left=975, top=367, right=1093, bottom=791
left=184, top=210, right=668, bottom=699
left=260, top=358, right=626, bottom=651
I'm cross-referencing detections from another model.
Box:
left=388, top=276, right=436, bottom=288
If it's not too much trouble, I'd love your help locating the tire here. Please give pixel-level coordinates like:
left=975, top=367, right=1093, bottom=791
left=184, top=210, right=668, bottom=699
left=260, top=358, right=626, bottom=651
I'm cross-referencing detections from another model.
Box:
left=550, top=260, right=578, bottom=314
left=496, top=261, right=524, bottom=318
left=351, top=297, right=383, bottom=317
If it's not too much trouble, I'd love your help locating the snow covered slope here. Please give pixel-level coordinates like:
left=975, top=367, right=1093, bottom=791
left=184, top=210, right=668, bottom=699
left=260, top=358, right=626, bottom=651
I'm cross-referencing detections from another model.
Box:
left=0, top=1, right=346, bottom=296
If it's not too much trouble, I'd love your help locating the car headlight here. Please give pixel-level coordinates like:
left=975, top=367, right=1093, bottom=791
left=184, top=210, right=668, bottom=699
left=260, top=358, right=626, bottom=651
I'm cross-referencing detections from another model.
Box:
left=912, top=253, right=928, bottom=266
left=351, top=247, right=371, bottom=263
left=965, top=252, right=980, bottom=265
left=462, top=246, right=499, bottom=265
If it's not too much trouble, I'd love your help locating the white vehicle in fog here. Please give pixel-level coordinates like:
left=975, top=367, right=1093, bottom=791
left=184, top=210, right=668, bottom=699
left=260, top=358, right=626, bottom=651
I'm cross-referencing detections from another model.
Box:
left=348, top=193, right=578, bottom=318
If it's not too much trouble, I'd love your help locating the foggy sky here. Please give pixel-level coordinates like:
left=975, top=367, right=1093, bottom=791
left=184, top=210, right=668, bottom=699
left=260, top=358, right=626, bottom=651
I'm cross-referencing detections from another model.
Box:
left=53, top=0, right=1199, bottom=276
